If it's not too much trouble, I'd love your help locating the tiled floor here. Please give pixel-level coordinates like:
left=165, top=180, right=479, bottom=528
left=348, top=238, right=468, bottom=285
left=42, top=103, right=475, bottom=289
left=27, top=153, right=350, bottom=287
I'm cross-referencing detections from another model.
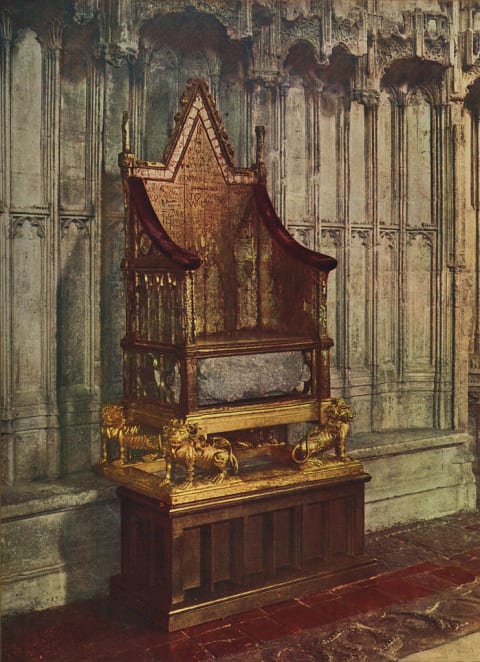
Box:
left=3, top=512, right=480, bottom=661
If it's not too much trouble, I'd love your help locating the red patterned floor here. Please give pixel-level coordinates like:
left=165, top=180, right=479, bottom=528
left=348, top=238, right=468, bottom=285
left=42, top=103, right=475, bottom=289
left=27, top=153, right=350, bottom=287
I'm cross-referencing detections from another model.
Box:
left=3, top=514, right=480, bottom=661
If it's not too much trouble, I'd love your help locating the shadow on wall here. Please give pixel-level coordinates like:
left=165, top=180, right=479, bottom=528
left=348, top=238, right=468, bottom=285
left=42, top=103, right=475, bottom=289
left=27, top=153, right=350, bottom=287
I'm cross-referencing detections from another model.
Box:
left=57, top=212, right=124, bottom=475
left=468, top=394, right=480, bottom=507
left=59, top=495, right=120, bottom=605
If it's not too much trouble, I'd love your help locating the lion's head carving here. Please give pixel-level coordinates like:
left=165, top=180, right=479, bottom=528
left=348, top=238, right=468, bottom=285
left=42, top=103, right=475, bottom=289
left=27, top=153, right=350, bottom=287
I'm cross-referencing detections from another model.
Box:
left=322, top=398, right=355, bottom=430
left=101, top=404, right=126, bottom=429
left=162, top=419, right=198, bottom=449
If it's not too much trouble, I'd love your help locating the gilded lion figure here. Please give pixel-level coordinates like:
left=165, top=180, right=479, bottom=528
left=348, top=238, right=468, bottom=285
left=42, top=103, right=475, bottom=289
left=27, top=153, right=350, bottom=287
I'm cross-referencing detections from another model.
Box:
left=101, top=404, right=162, bottom=464
left=291, top=398, right=354, bottom=465
left=161, top=419, right=239, bottom=488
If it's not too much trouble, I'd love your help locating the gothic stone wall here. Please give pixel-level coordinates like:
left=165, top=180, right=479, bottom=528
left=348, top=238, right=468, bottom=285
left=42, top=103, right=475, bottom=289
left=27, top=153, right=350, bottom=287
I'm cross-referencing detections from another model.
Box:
left=1, top=1, right=479, bottom=486
left=1, top=0, right=479, bottom=615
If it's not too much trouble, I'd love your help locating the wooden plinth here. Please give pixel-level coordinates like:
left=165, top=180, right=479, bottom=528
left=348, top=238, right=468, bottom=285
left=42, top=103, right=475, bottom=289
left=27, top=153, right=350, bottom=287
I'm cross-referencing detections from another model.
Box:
left=110, top=472, right=377, bottom=631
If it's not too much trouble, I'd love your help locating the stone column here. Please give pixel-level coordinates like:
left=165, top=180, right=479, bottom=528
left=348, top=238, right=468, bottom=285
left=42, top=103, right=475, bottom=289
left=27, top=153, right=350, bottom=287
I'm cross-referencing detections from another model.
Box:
left=311, top=87, right=321, bottom=241
left=53, top=22, right=103, bottom=472
left=246, top=74, right=283, bottom=210
left=395, top=92, right=407, bottom=384
left=472, top=112, right=480, bottom=359
left=353, top=89, right=379, bottom=410
left=432, top=101, right=454, bottom=430
left=304, top=86, right=317, bottom=223
left=245, top=77, right=255, bottom=174
left=135, top=46, right=152, bottom=160
left=70, top=44, right=104, bottom=468
left=451, top=100, right=473, bottom=430
left=278, top=80, right=289, bottom=224
left=339, top=93, right=349, bottom=396
left=42, top=20, right=64, bottom=478
left=100, top=17, right=138, bottom=402
left=0, top=12, right=13, bottom=483
left=266, top=76, right=282, bottom=211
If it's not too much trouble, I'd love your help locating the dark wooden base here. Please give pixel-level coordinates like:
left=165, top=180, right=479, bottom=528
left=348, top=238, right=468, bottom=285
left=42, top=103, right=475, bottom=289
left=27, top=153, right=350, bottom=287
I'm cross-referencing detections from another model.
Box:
left=111, top=473, right=377, bottom=631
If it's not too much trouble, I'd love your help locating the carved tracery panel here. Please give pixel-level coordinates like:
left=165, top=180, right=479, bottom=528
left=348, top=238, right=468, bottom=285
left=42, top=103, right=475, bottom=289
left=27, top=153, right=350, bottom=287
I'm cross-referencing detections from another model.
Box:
left=377, top=231, right=399, bottom=371
left=377, top=93, right=394, bottom=227
left=11, top=29, right=43, bottom=207
left=142, top=47, right=179, bottom=162
left=11, top=218, right=46, bottom=400
left=318, top=92, right=338, bottom=223
left=60, top=29, right=91, bottom=208
left=406, top=89, right=433, bottom=228
left=349, top=230, right=371, bottom=371
left=59, top=218, right=91, bottom=389
left=405, top=232, right=435, bottom=372
left=349, top=101, right=366, bottom=225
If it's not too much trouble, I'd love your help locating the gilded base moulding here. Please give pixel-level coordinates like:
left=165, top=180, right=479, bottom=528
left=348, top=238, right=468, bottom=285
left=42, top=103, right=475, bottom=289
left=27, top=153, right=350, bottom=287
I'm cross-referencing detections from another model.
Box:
left=94, top=449, right=364, bottom=506
left=96, top=397, right=364, bottom=504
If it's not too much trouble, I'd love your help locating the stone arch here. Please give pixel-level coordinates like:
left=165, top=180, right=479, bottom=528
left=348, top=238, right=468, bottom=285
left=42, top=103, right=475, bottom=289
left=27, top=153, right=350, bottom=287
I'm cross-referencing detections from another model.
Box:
left=465, top=76, right=480, bottom=115
left=380, top=56, right=445, bottom=102
left=140, top=8, right=249, bottom=85
left=283, top=39, right=320, bottom=86
left=139, top=1, right=244, bottom=41
left=405, top=85, right=435, bottom=108
left=138, top=9, right=250, bottom=162
left=282, top=39, right=320, bottom=83
left=316, top=45, right=356, bottom=95
left=282, top=42, right=356, bottom=93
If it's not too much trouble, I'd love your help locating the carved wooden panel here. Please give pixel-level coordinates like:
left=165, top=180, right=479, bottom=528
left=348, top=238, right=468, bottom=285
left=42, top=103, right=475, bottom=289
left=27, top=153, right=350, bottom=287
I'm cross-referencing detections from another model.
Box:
left=142, top=116, right=327, bottom=343
left=112, top=475, right=374, bottom=630
left=234, top=219, right=259, bottom=329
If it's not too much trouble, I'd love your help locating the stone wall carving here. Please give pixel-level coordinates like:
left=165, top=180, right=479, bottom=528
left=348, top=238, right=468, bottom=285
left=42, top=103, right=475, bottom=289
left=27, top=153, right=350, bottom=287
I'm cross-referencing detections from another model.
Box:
left=1, top=0, right=480, bottom=483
